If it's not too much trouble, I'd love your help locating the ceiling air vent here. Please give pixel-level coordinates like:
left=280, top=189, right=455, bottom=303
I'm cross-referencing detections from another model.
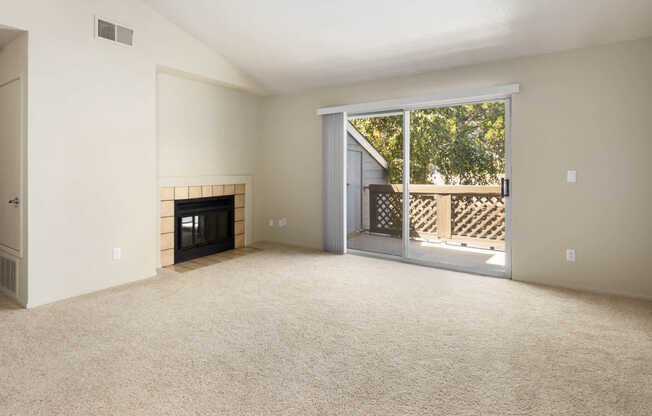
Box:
left=96, top=17, right=134, bottom=46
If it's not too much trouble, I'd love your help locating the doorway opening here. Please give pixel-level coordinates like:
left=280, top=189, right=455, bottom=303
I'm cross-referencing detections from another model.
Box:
left=346, top=114, right=403, bottom=256
left=0, top=25, right=28, bottom=306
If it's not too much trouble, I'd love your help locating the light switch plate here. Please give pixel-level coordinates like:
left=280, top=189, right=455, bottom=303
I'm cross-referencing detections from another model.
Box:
left=566, top=249, right=576, bottom=262
left=113, top=247, right=121, bottom=260
left=567, top=170, right=577, bottom=183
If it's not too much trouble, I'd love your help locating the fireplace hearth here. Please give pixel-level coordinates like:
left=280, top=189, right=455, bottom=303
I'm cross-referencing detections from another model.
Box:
left=174, top=195, right=234, bottom=263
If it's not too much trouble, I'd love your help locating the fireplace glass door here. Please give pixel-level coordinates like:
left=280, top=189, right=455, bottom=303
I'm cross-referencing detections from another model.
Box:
left=174, top=195, right=234, bottom=263
left=180, top=211, right=228, bottom=249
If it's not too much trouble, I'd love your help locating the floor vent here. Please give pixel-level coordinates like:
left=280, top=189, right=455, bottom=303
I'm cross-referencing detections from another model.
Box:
left=0, top=256, right=17, bottom=295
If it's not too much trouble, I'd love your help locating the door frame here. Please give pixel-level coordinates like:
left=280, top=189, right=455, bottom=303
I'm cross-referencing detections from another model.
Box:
left=0, top=74, right=25, bottom=259
left=343, top=96, right=512, bottom=279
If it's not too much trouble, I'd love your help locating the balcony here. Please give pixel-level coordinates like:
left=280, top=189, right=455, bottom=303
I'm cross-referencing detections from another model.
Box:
left=348, top=184, right=506, bottom=271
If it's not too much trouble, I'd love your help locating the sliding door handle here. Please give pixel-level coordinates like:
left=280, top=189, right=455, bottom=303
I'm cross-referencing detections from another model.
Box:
left=501, top=178, right=510, bottom=198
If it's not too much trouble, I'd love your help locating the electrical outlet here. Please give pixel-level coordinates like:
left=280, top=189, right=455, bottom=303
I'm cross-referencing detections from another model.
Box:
left=566, top=249, right=576, bottom=262
left=278, top=217, right=287, bottom=228
left=113, top=247, right=121, bottom=260
left=268, top=219, right=275, bottom=227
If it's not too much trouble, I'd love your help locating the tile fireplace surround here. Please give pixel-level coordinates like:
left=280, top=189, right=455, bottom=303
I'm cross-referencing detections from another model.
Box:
left=159, top=184, right=245, bottom=267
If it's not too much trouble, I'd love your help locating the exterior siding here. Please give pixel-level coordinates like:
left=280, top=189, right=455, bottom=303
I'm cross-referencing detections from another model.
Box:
left=347, top=133, right=388, bottom=231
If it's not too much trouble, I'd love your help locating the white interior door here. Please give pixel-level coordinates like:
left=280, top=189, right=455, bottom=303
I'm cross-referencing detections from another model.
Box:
left=0, top=78, right=22, bottom=253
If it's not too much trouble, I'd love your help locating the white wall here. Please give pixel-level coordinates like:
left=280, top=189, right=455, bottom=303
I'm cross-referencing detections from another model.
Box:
left=0, top=32, right=28, bottom=305
left=157, top=73, right=262, bottom=178
left=256, top=37, right=652, bottom=299
left=2, top=0, right=265, bottom=307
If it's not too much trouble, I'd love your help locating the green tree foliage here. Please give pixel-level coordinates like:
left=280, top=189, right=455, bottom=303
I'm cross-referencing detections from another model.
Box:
left=350, top=102, right=505, bottom=185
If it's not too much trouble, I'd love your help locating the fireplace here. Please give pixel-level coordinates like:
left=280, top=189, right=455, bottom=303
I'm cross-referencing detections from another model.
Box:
left=174, top=195, right=234, bottom=263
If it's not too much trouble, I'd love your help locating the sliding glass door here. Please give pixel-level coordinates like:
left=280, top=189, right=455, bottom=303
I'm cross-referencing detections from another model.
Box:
left=346, top=99, right=510, bottom=277
left=405, top=101, right=509, bottom=276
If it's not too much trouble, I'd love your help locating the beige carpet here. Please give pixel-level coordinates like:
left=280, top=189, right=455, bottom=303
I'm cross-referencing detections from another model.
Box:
left=1, top=243, right=651, bottom=415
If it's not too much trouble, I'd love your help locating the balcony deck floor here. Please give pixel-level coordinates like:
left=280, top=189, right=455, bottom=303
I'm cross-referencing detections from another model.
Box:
left=347, top=233, right=505, bottom=275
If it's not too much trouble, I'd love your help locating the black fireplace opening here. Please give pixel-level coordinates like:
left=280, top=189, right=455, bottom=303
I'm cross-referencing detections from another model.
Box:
left=174, top=195, right=234, bottom=263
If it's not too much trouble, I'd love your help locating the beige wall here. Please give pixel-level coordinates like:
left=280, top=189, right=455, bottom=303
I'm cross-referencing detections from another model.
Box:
left=0, top=32, right=26, bottom=84
left=2, top=0, right=265, bottom=307
left=0, top=32, right=28, bottom=305
left=157, top=73, right=262, bottom=178
left=256, top=37, right=652, bottom=299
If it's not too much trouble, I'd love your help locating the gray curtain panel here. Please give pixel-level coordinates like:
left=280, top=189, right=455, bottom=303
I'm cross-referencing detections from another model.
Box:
left=322, top=113, right=346, bottom=253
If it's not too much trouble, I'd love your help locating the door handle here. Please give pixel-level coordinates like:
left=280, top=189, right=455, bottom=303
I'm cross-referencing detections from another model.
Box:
left=500, top=179, right=510, bottom=198
left=8, top=197, right=20, bottom=206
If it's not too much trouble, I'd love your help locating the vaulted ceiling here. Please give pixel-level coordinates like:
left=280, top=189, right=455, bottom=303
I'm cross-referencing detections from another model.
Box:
left=145, top=0, right=652, bottom=93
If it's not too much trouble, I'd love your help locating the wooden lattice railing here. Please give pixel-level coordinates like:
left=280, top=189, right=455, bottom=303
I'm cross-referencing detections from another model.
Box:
left=368, top=184, right=505, bottom=250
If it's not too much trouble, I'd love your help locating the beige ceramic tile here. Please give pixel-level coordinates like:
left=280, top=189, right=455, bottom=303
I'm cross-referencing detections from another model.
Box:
left=168, top=264, right=192, bottom=273
left=189, top=257, right=217, bottom=266
left=212, top=185, right=224, bottom=196
left=218, top=250, right=237, bottom=259
left=235, top=207, right=244, bottom=222
left=201, top=186, right=213, bottom=198
left=160, top=187, right=174, bottom=201
left=174, top=186, right=189, bottom=200
left=182, top=261, right=205, bottom=270
left=189, top=186, right=202, bottom=199
left=235, top=194, right=245, bottom=208
left=223, top=184, right=235, bottom=195
left=176, top=261, right=204, bottom=271
left=164, top=246, right=260, bottom=270
left=160, top=233, right=173, bottom=250
left=160, top=217, right=174, bottom=234
left=160, top=201, right=174, bottom=217
left=235, top=184, right=245, bottom=194
left=235, top=221, right=245, bottom=235
left=160, top=249, right=174, bottom=267
left=200, top=254, right=224, bottom=265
